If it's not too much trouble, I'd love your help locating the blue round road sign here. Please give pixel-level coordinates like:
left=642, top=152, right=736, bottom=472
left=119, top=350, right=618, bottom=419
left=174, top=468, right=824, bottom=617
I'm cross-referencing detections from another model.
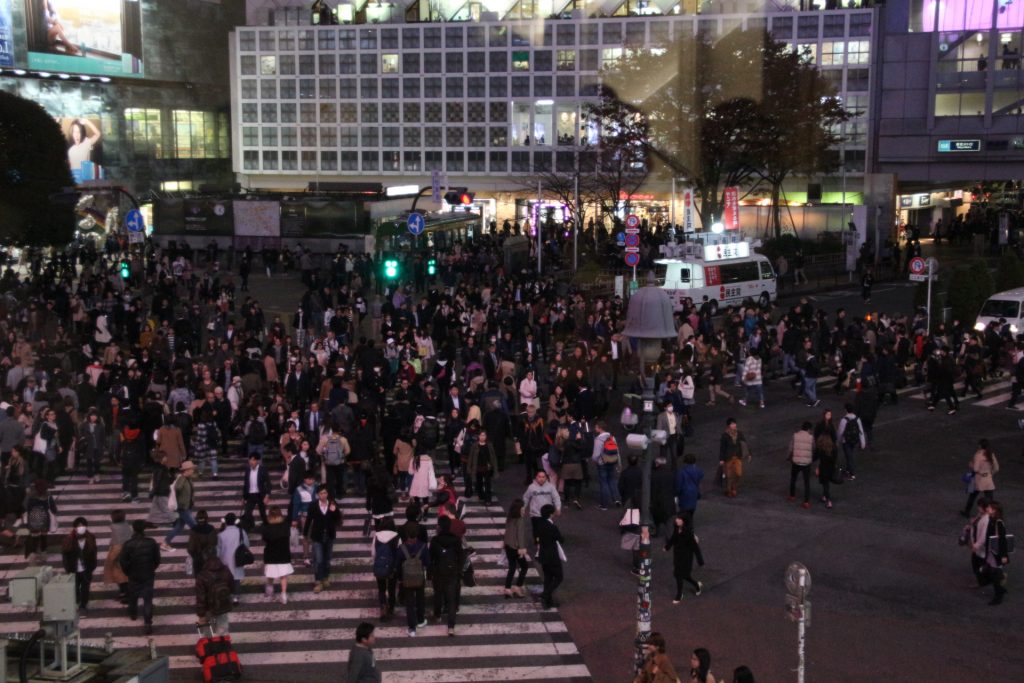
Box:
left=125, top=209, right=145, bottom=233
left=624, top=233, right=640, bottom=248
left=407, top=213, right=425, bottom=236
left=624, top=251, right=640, bottom=267
left=615, top=231, right=625, bottom=246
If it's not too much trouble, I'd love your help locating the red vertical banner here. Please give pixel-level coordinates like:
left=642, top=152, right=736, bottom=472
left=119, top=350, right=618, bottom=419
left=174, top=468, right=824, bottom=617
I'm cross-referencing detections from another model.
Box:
left=722, top=186, right=739, bottom=231
left=704, top=266, right=721, bottom=286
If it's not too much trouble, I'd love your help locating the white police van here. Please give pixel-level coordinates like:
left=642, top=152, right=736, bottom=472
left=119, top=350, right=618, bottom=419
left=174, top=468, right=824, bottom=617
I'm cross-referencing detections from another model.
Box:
left=654, top=236, right=776, bottom=314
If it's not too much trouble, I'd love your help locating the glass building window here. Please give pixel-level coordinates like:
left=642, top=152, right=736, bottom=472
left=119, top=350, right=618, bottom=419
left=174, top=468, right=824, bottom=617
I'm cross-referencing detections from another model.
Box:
left=447, top=102, right=464, bottom=123
left=362, top=151, right=378, bottom=170
left=468, top=52, right=486, bottom=72
left=319, top=78, right=336, bottom=98
left=403, top=102, right=421, bottom=122
left=362, top=126, right=379, bottom=147
left=650, top=22, right=668, bottom=45
left=849, top=13, right=871, bottom=37
left=512, top=151, right=530, bottom=172
left=447, top=127, right=464, bottom=146
left=279, top=30, right=294, bottom=51
left=262, top=127, right=277, bottom=146
left=468, top=102, right=486, bottom=123
left=424, top=78, right=442, bottom=98
left=625, top=23, right=646, bottom=45
left=490, top=76, right=508, bottom=97
left=297, top=30, right=314, bottom=50
left=847, top=41, right=870, bottom=65
left=260, top=79, right=277, bottom=99
left=299, top=54, right=315, bottom=75
left=360, top=54, right=377, bottom=74
left=468, top=151, right=485, bottom=171
left=533, top=151, right=551, bottom=171
left=557, top=76, right=575, bottom=97
left=490, top=101, right=509, bottom=122
left=446, top=77, right=463, bottom=98
left=425, top=151, right=442, bottom=171
left=340, top=78, right=357, bottom=98
left=581, top=24, right=599, bottom=45
left=279, top=79, right=296, bottom=99
left=447, top=53, right=464, bottom=73
left=318, top=30, right=335, bottom=50
left=446, top=26, right=463, bottom=48
left=301, top=150, right=316, bottom=171
left=241, top=79, right=257, bottom=99
left=381, top=29, right=398, bottom=49
left=489, top=25, right=507, bottom=47
left=261, top=103, right=278, bottom=123
left=603, top=23, right=622, bottom=44
left=279, top=55, right=295, bottom=75
left=404, top=128, right=421, bottom=146
left=403, top=78, right=420, bottom=98
left=403, top=53, right=420, bottom=74
left=823, top=14, right=845, bottom=38
left=382, top=126, right=400, bottom=146
left=468, top=77, right=486, bottom=97
left=281, top=150, right=297, bottom=170
left=341, top=151, right=357, bottom=170
left=280, top=103, right=296, bottom=122
left=513, top=51, right=530, bottom=71
left=320, top=126, right=337, bottom=147
left=360, top=29, right=377, bottom=49
left=424, top=27, right=441, bottom=48
left=772, top=17, right=793, bottom=39
left=580, top=50, right=599, bottom=71
left=797, top=16, right=819, bottom=39
left=403, top=151, right=421, bottom=171
left=243, top=150, right=258, bottom=170
left=490, top=151, right=508, bottom=172
left=361, top=103, right=379, bottom=123
left=299, top=79, right=315, bottom=99
left=847, top=68, right=869, bottom=91
left=425, top=103, right=442, bottom=123
left=489, top=51, right=507, bottom=72
left=382, top=78, right=399, bottom=98
left=300, top=103, right=317, bottom=122
left=446, top=151, right=464, bottom=172
left=281, top=126, right=297, bottom=146
left=490, top=127, right=508, bottom=146
left=339, top=29, right=355, bottom=50
left=361, top=79, right=377, bottom=98
left=319, top=103, right=337, bottom=123
left=534, top=76, right=552, bottom=97
left=557, top=50, right=575, bottom=71
left=318, top=54, right=336, bottom=75
left=402, top=28, right=419, bottom=49
left=557, top=24, right=575, bottom=45
left=125, top=107, right=163, bottom=158
left=512, top=102, right=530, bottom=145
left=241, top=56, right=257, bottom=75
left=534, top=51, right=553, bottom=71
left=239, top=31, right=256, bottom=51
left=468, top=127, right=486, bottom=147
left=382, top=103, right=399, bottom=123
left=300, top=127, right=317, bottom=146
left=512, top=76, right=530, bottom=97
left=425, top=127, right=442, bottom=146
left=468, top=26, right=485, bottom=47
left=424, top=53, right=442, bottom=73
left=339, top=54, right=356, bottom=74
left=320, top=151, right=337, bottom=171
left=382, top=54, right=399, bottom=74
left=821, top=42, right=844, bottom=65
left=173, top=110, right=225, bottom=159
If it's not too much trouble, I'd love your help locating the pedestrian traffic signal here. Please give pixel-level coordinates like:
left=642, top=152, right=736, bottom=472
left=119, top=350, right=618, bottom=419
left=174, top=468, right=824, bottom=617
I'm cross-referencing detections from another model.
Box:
left=119, top=260, right=130, bottom=280
left=427, top=258, right=437, bottom=276
left=443, top=189, right=474, bottom=205
left=383, top=259, right=399, bottom=280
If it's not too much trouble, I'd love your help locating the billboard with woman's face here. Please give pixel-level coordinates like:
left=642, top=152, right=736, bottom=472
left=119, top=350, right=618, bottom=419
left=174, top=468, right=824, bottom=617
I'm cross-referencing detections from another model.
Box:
left=24, top=0, right=143, bottom=77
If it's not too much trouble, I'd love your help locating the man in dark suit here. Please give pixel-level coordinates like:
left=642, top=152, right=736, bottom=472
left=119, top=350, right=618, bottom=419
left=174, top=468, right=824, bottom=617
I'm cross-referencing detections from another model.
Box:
left=304, top=401, right=327, bottom=442
left=534, top=504, right=564, bottom=610
left=483, top=342, right=500, bottom=380
left=572, top=382, right=596, bottom=422
left=241, top=454, right=271, bottom=526
left=285, top=361, right=311, bottom=410
left=441, top=385, right=466, bottom=420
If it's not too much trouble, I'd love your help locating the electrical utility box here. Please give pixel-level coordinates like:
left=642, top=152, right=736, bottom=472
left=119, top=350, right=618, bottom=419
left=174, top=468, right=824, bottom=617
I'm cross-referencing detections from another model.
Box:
left=9, top=565, right=53, bottom=608
left=42, top=574, right=78, bottom=622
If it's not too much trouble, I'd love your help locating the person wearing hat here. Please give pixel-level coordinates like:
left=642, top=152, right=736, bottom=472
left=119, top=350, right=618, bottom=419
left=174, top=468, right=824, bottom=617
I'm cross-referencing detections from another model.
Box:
left=119, top=519, right=161, bottom=634
left=162, top=461, right=197, bottom=551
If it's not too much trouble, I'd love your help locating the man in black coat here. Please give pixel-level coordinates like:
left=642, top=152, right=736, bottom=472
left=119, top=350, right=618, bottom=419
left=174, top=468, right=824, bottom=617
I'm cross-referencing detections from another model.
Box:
left=428, top=516, right=465, bottom=635
left=303, top=485, right=342, bottom=592
left=241, top=454, right=272, bottom=526
left=119, top=519, right=161, bottom=634
left=534, top=504, right=564, bottom=610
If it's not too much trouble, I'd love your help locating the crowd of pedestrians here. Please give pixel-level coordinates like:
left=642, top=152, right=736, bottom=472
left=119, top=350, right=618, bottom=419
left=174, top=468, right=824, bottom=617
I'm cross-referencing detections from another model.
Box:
left=0, top=231, right=1014, bottom=681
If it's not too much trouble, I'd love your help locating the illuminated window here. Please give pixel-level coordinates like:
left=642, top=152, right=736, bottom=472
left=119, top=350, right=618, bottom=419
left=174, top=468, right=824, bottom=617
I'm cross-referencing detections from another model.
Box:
left=820, top=42, right=844, bottom=65
left=847, top=41, right=870, bottom=65
left=513, top=51, right=530, bottom=71
left=260, top=56, right=277, bottom=75
left=557, top=50, right=576, bottom=71
left=124, top=108, right=163, bottom=159
left=382, top=54, right=399, bottom=74
left=172, top=110, right=226, bottom=159
left=602, top=48, right=623, bottom=69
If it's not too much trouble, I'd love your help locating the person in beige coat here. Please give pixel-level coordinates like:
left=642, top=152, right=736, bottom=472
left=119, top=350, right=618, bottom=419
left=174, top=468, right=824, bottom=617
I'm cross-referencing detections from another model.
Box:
left=962, top=438, right=999, bottom=517
left=153, top=417, right=188, bottom=469
left=788, top=422, right=815, bottom=507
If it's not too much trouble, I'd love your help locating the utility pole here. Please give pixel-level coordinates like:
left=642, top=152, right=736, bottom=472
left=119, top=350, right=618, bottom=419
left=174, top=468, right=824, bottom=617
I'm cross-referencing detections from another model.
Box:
left=536, top=180, right=543, bottom=275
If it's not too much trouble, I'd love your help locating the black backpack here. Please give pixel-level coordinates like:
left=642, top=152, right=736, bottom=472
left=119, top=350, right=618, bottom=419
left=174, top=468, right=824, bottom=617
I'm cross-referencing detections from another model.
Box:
left=400, top=544, right=425, bottom=588
left=372, top=537, right=396, bottom=578
left=842, top=418, right=861, bottom=447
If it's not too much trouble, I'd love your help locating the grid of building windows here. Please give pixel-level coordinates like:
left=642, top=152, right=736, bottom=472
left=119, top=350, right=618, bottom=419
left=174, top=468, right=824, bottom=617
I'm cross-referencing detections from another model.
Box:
left=232, top=12, right=873, bottom=176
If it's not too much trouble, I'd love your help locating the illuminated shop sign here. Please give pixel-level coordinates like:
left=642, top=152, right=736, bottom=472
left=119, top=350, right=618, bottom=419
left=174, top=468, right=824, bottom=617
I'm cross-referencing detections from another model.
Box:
left=937, top=139, right=982, bottom=152
left=703, top=241, right=750, bottom=262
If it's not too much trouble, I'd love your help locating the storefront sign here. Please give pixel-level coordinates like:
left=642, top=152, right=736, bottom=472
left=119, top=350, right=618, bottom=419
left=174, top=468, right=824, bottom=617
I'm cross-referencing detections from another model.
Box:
left=722, top=187, right=740, bottom=231
left=937, top=139, right=981, bottom=153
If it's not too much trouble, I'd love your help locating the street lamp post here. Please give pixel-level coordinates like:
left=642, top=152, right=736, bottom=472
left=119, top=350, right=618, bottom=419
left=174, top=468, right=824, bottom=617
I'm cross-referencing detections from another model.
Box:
left=622, top=278, right=677, bottom=677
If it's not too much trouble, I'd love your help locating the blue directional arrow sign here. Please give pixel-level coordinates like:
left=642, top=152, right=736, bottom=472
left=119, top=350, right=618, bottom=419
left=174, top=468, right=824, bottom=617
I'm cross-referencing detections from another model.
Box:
left=407, top=213, right=425, bottom=236
left=125, top=209, right=145, bottom=233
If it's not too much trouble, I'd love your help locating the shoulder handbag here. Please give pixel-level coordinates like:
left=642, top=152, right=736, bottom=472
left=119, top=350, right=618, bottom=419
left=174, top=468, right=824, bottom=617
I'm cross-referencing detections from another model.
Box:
left=167, top=476, right=180, bottom=512
left=234, top=542, right=255, bottom=567
left=988, top=520, right=1015, bottom=556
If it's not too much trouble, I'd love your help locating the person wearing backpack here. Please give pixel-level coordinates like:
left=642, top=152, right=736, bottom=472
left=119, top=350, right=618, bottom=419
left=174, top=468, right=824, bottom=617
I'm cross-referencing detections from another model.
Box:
left=23, top=478, right=57, bottom=559
left=429, top=515, right=465, bottom=637
left=836, top=404, right=866, bottom=481
left=396, top=526, right=430, bottom=637
left=371, top=517, right=400, bottom=621
left=244, top=410, right=268, bottom=460
left=591, top=421, right=621, bottom=511
left=195, top=547, right=235, bottom=635
left=316, top=427, right=350, bottom=501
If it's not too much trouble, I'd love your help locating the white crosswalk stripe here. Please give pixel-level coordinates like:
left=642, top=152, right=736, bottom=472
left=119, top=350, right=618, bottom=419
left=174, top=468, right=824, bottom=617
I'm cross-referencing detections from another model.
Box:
left=0, top=461, right=591, bottom=682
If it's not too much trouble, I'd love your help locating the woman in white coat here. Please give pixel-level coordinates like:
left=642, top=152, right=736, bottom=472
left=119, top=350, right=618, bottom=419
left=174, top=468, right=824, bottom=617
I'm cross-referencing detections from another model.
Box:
left=518, top=370, right=539, bottom=410
left=408, top=452, right=437, bottom=507
left=216, top=513, right=249, bottom=603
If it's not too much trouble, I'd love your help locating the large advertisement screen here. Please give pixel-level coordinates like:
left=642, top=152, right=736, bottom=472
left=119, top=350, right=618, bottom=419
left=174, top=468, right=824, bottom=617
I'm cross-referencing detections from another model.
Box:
left=24, top=0, right=143, bottom=77
left=0, top=0, right=13, bottom=67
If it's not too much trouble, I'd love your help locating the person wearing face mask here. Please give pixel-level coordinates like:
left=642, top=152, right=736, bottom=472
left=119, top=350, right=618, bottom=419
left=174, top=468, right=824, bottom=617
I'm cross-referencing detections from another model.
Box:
left=62, top=516, right=98, bottom=611
left=656, top=401, right=686, bottom=466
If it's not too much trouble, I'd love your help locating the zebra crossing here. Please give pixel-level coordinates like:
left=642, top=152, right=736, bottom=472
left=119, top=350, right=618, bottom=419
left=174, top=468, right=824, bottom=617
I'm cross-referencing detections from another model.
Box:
left=0, top=460, right=591, bottom=682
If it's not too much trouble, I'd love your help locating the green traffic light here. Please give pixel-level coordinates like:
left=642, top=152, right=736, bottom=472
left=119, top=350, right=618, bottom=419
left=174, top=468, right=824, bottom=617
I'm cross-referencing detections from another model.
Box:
left=427, top=258, right=436, bottom=276
left=384, top=259, right=399, bottom=279
left=119, top=261, right=130, bottom=279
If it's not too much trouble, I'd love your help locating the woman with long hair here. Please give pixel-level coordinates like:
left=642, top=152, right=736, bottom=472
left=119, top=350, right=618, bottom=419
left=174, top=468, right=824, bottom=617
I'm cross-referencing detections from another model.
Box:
left=261, top=506, right=294, bottom=604
left=407, top=451, right=436, bottom=509
left=502, top=498, right=530, bottom=598
left=689, top=647, right=715, bottom=683
left=962, top=438, right=998, bottom=517
left=664, top=514, right=704, bottom=604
